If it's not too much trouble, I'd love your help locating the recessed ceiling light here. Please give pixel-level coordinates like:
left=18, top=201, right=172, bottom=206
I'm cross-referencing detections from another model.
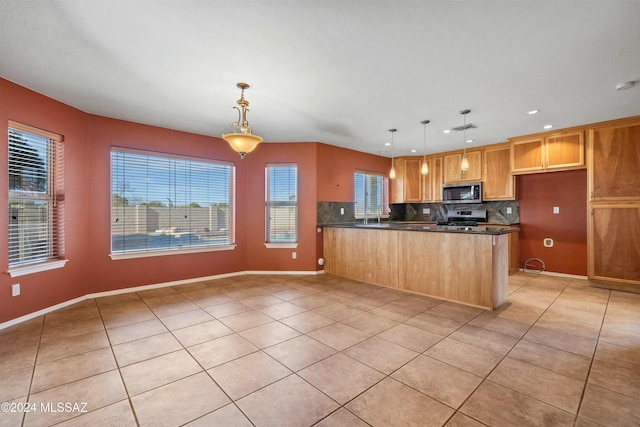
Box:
left=443, top=129, right=451, bottom=134
left=410, top=149, right=417, bottom=153
left=543, top=124, right=553, bottom=129
left=466, top=139, right=474, bottom=143
left=527, top=110, right=539, bottom=115
left=385, top=142, right=391, bottom=146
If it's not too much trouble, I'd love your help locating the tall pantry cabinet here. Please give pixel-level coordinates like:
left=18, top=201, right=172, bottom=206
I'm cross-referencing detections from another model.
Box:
left=587, top=117, right=640, bottom=287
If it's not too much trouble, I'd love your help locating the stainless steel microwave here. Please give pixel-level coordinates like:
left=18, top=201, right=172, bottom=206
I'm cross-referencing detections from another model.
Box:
left=442, top=182, right=482, bottom=204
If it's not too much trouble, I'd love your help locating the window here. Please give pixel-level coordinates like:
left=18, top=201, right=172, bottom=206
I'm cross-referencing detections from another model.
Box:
left=110, top=148, right=235, bottom=257
left=354, top=171, right=388, bottom=217
left=8, top=122, right=64, bottom=269
left=265, top=164, right=297, bottom=245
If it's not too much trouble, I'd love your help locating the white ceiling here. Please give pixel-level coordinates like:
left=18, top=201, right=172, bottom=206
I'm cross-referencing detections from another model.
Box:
left=1, top=1, right=639, bottom=157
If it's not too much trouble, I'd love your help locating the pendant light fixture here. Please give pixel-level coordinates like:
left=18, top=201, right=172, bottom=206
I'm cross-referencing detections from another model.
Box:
left=420, top=120, right=430, bottom=175
left=460, top=109, right=471, bottom=172
left=388, top=128, right=397, bottom=179
left=221, top=82, right=263, bottom=158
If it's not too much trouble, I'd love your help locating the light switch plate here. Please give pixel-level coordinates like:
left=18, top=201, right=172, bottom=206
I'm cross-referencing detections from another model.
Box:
left=553, top=207, right=560, bottom=214
left=423, top=208, right=430, bottom=214
left=340, top=208, right=344, bottom=215
left=506, top=207, right=512, bottom=214
left=11, top=283, right=20, bottom=297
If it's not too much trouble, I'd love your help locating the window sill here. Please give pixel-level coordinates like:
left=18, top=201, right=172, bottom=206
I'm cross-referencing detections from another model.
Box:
left=264, top=242, right=299, bottom=249
left=110, top=245, right=237, bottom=260
left=8, top=259, right=69, bottom=278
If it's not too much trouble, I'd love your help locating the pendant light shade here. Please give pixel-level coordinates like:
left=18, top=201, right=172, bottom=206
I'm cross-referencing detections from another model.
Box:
left=420, top=120, right=430, bottom=175
left=221, top=83, right=263, bottom=158
left=388, top=128, right=397, bottom=179
left=460, top=110, right=471, bottom=172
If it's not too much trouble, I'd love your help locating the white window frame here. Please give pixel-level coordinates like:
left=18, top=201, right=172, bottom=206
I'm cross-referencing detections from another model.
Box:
left=265, top=163, right=298, bottom=248
left=109, top=147, right=236, bottom=259
left=354, top=170, right=389, bottom=219
left=7, top=121, right=66, bottom=276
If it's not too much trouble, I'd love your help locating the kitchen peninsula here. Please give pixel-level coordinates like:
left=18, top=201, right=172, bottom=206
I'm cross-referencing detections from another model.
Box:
left=323, top=223, right=519, bottom=310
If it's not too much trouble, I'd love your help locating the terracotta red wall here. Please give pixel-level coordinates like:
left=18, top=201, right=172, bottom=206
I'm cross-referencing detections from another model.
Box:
left=517, top=169, right=588, bottom=276
left=316, top=143, right=391, bottom=202
left=1, top=78, right=90, bottom=323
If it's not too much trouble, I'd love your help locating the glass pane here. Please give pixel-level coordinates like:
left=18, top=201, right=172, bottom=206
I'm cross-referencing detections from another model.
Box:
left=8, top=129, right=49, bottom=193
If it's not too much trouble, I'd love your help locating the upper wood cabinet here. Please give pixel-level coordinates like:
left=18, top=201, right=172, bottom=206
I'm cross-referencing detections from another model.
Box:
left=511, top=130, right=585, bottom=174
left=588, top=120, right=640, bottom=201
left=389, top=158, right=405, bottom=204
left=425, top=156, right=443, bottom=202
left=443, top=150, right=482, bottom=183
left=403, top=158, right=423, bottom=202
left=483, top=143, right=515, bottom=200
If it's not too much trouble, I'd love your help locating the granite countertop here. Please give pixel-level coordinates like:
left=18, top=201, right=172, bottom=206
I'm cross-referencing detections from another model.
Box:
left=322, top=222, right=520, bottom=235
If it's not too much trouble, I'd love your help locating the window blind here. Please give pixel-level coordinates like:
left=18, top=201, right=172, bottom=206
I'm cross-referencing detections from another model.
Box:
left=111, top=148, right=235, bottom=254
left=8, top=123, right=64, bottom=267
left=354, top=171, right=388, bottom=217
left=266, top=164, right=297, bottom=243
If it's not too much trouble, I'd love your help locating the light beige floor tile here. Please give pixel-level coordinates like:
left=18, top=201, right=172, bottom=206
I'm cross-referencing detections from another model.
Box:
left=36, top=330, right=110, bottom=363
left=159, top=308, right=214, bottom=330
left=100, top=303, right=157, bottom=330
left=0, top=343, right=38, bottom=375
left=579, top=384, right=640, bottom=427
left=203, top=301, right=252, bottom=318
left=392, top=355, right=482, bottom=408
left=405, top=312, right=465, bottom=336
left=343, top=336, right=418, bottom=374
left=95, top=292, right=143, bottom=308
left=172, top=319, right=233, bottom=347
left=0, top=367, right=32, bottom=402
left=594, top=340, right=640, bottom=371
left=239, top=294, right=284, bottom=308
left=184, top=403, right=253, bottom=427
left=131, top=372, right=230, bottom=427
left=121, top=349, right=202, bottom=396
left=445, top=412, right=487, bottom=426
left=509, top=339, right=591, bottom=380
left=31, top=347, right=117, bottom=393
left=0, top=396, right=29, bottom=427
left=264, top=335, right=336, bottom=371
left=524, top=325, right=596, bottom=357
left=238, top=321, right=300, bottom=348
left=189, top=292, right=235, bottom=308
left=313, top=303, right=364, bottom=321
left=425, top=337, right=504, bottom=377
left=377, top=323, right=444, bottom=352
left=299, top=353, right=384, bottom=404
left=112, top=332, right=182, bottom=367
left=290, top=294, right=335, bottom=310
left=448, top=324, right=518, bottom=355
left=314, top=408, right=369, bottom=427
left=208, top=351, right=291, bottom=400
left=257, top=301, right=308, bottom=319
left=187, top=333, right=258, bottom=369
left=218, top=311, right=274, bottom=332
left=469, top=311, right=532, bottom=338
left=588, top=359, right=640, bottom=398
left=40, top=317, right=105, bottom=343
left=427, top=301, right=484, bottom=323
left=599, top=326, right=640, bottom=349
left=308, top=322, right=370, bottom=351
left=55, top=399, right=136, bottom=427
left=280, top=311, right=335, bottom=333
left=43, top=301, right=101, bottom=329
left=364, top=288, right=404, bottom=303
left=488, top=357, right=584, bottom=413
left=236, top=375, right=338, bottom=427
left=347, top=377, right=454, bottom=427
left=340, top=311, right=398, bottom=335
left=105, top=318, right=168, bottom=345
left=25, top=370, right=127, bottom=427
left=461, top=380, right=574, bottom=426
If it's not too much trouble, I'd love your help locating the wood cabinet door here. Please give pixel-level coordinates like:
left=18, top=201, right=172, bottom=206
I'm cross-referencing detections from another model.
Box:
left=389, top=158, right=405, bottom=204
left=590, top=123, right=640, bottom=201
left=421, top=158, right=432, bottom=201
left=483, top=143, right=514, bottom=200
left=431, top=157, right=443, bottom=201
left=463, top=150, right=482, bottom=182
left=546, top=131, right=584, bottom=170
left=511, top=138, right=544, bottom=173
left=403, top=158, right=423, bottom=202
left=444, top=154, right=464, bottom=183
left=589, top=203, right=640, bottom=285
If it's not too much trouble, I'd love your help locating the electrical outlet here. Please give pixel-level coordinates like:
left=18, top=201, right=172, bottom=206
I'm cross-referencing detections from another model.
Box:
left=553, top=206, right=560, bottom=214
left=506, top=207, right=512, bottom=214
left=423, top=208, right=430, bottom=214
left=543, top=238, right=554, bottom=247
left=340, top=207, right=344, bottom=215
left=292, top=251, right=297, bottom=260
left=11, top=283, right=20, bottom=297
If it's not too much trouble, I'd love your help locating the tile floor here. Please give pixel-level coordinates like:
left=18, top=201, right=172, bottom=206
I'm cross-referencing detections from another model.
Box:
left=0, top=272, right=639, bottom=426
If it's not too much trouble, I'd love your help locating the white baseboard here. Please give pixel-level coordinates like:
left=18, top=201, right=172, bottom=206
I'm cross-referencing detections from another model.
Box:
left=519, top=269, right=588, bottom=280
left=0, top=269, right=325, bottom=331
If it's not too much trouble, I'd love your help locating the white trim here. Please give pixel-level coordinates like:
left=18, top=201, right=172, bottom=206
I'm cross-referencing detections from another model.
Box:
left=7, top=259, right=68, bottom=278
left=0, top=269, right=325, bottom=330
left=109, top=245, right=236, bottom=260
left=519, top=269, right=588, bottom=280
left=264, top=243, right=299, bottom=249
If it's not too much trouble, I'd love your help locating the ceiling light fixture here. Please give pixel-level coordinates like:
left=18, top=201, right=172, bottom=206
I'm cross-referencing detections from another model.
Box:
left=460, top=110, right=471, bottom=172
left=527, top=110, right=539, bottom=115
left=221, top=82, right=263, bottom=158
left=388, top=129, right=397, bottom=180
left=443, top=129, right=451, bottom=134
left=543, top=124, right=553, bottom=129
left=421, top=120, right=430, bottom=175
